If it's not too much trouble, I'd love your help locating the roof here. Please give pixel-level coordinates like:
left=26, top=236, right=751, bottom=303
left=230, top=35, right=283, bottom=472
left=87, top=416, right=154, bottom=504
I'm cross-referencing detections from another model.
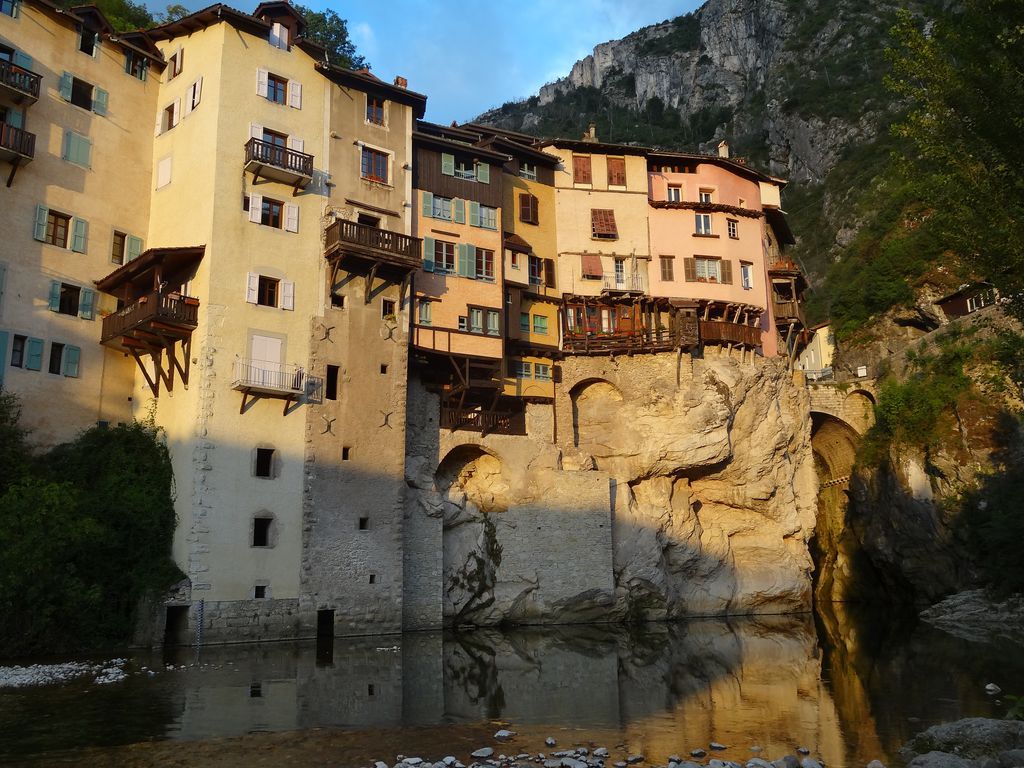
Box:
left=318, top=64, right=427, bottom=118
left=476, top=135, right=560, bottom=167
left=412, top=129, right=511, bottom=164
left=539, top=137, right=649, bottom=157
left=765, top=208, right=796, bottom=245
left=503, top=232, right=533, bottom=252
left=95, top=246, right=206, bottom=293
left=23, top=0, right=167, bottom=67
left=936, top=281, right=995, bottom=304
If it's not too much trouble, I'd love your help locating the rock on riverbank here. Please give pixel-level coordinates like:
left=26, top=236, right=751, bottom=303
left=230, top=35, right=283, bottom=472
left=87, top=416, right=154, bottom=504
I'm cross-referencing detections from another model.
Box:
left=920, top=591, right=1024, bottom=644
left=900, top=718, right=1024, bottom=767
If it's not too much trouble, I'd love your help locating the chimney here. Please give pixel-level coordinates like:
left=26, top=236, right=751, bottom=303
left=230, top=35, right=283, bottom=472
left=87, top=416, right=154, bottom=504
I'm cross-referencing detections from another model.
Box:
left=393, top=75, right=407, bottom=89
left=718, top=140, right=730, bottom=158
left=582, top=123, right=598, bottom=143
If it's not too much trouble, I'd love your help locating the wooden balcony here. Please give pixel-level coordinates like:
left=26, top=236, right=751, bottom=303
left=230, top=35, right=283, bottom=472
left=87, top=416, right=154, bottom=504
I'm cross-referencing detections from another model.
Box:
left=244, top=137, right=313, bottom=192
left=0, top=122, right=35, bottom=164
left=325, top=219, right=421, bottom=271
left=699, top=319, right=762, bottom=347
left=440, top=405, right=526, bottom=436
left=563, top=328, right=678, bottom=355
left=0, top=60, right=41, bottom=105
left=773, top=299, right=805, bottom=323
left=100, top=290, right=199, bottom=346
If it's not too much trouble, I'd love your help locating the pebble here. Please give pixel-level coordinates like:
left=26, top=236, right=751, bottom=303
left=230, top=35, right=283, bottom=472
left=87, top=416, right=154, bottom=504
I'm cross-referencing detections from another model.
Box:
left=866, top=762, right=885, bottom=768
left=711, top=742, right=728, bottom=751
left=796, top=748, right=810, bottom=756
left=403, top=759, right=423, bottom=766
left=800, top=758, right=823, bottom=768
left=471, top=748, right=494, bottom=759
left=986, top=683, right=1002, bottom=695
left=0, top=659, right=126, bottom=689
left=692, top=749, right=708, bottom=758
left=494, top=730, right=516, bottom=741
left=374, top=762, right=389, bottom=768
left=627, top=756, right=644, bottom=765
left=546, top=738, right=557, bottom=747
left=747, top=759, right=774, bottom=768
left=595, top=749, right=611, bottom=758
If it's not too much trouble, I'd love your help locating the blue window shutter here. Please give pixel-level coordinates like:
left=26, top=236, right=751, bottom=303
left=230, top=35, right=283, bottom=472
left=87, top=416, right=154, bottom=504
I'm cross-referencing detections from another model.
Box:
left=126, top=235, right=143, bottom=261
left=33, top=205, right=48, bottom=241
left=76, top=135, right=92, bottom=167
left=476, top=162, right=490, bottom=184
left=59, top=72, right=73, bottom=101
left=453, top=198, right=465, bottom=224
left=469, top=201, right=481, bottom=227
left=457, top=244, right=471, bottom=277
left=48, top=280, right=61, bottom=311
left=62, top=130, right=71, bottom=161
left=422, top=237, right=435, bottom=272
left=441, top=153, right=455, bottom=176
left=62, top=345, right=81, bottom=377
left=421, top=190, right=433, bottom=218
left=467, top=245, right=478, bottom=278
left=71, top=218, right=88, bottom=253
left=13, top=51, right=32, bottom=70
left=0, top=332, right=7, bottom=389
left=6, top=109, right=22, bottom=129
left=25, top=338, right=43, bottom=370
left=78, top=287, right=95, bottom=319
left=92, top=87, right=108, bottom=116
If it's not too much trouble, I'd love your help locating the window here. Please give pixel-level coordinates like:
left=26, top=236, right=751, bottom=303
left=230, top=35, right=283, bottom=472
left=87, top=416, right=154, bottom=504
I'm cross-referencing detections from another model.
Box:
left=511, top=360, right=531, bottom=378
left=486, top=311, right=499, bottom=336
left=1, top=0, right=19, bottom=17
left=111, top=231, right=126, bottom=265
left=476, top=248, right=495, bottom=282
left=431, top=195, right=453, bottom=221
left=510, top=251, right=520, bottom=270
left=572, top=155, right=592, bottom=184
left=478, top=205, right=497, bottom=230
left=358, top=517, right=369, bottom=530
left=591, top=209, right=618, bottom=239
left=519, top=312, right=530, bottom=332
left=528, top=255, right=543, bottom=286
left=667, top=185, right=681, bottom=202
left=160, top=100, right=182, bottom=133
left=366, top=95, right=385, bottom=125
left=61, top=73, right=106, bottom=114
left=519, top=193, right=538, bottom=225
left=727, top=219, right=739, bottom=239
left=417, top=299, right=432, bottom=326
left=56, top=283, right=81, bottom=316
left=261, top=198, right=283, bottom=228
left=699, top=189, right=713, bottom=203
left=44, top=210, right=70, bottom=247
left=469, top=308, right=483, bottom=334
left=520, top=162, right=537, bottom=180
left=267, top=72, right=287, bottom=104
left=382, top=298, right=396, bottom=319
left=685, top=256, right=725, bottom=283
left=325, top=364, right=339, bottom=400
left=331, top=291, right=345, bottom=309
left=433, top=240, right=456, bottom=273
left=166, top=49, right=183, bottom=80
left=458, top=316, right=468, bottom=331
left=532, top=315, right=548, bottom=335
left=254, top=448, right=274, bottom=478
left=48, top=342, right=64, bottom=374
left=342, top=446, right=351, bottom=460
left=269, top=21, right=289, bottom=49
left=695, top=213, right=713, bottom=236
left=740, top=261, right=754, bottom=290
left=660, top=256, right=675, bottom=282
left=257, top=275, right=280, bottom=307
left=253, top=517, right=272, bottom=546
left=535, top=364, right=551, bottom=381
left=79, top=28, right=98, bottom=56
left=125, top=51, right=148, bottom=81
left=157, top=156, right=172, bottom=188
left=10, top=334, right=25, bottom=368
left=607, top=157, right=626, bottom=186
left=455, top=159, right=475, bottom=180
left=361, top=147, right=388, bottom=183
left=186, top=77, right=202, bottom=111
left=111, top=232, right=142, bottom=265
left=254, top=585, right=267, bottom=599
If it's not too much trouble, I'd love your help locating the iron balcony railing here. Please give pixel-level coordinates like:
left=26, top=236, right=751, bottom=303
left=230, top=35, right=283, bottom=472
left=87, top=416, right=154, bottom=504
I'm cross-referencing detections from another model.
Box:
left=0, top=121, right=35, bottom=160
left=100, top=290, right=199, bottom=343
left=602, top=271, right=648, bottom=293
left=244, top=137, right=313, bottom=178
left=232, top=358, right=308, bottom=394
left=0, top=60, right=42, bottom=101
left=324, top=219, right=421, bottom=265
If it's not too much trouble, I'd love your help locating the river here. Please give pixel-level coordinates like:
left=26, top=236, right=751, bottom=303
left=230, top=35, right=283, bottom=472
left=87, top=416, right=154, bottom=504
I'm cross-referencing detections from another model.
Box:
left=1, top=606, right=1021, bottom=767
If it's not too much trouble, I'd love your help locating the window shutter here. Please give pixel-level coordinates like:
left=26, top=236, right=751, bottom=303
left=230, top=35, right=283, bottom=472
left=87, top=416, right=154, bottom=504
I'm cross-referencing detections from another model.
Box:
left=63, top=345, right=81, bottom=377
left=248, top=193, right=263, bottom=223
left=183, top=90, right=193, bottom=117
left=467, top=245, right=478, bottom=278
left=61, top=130, right=71, bottom=161
left=281, top=280, right=295, bottom=310
left=573, top=155, right=592, bottom=184
left=288, top=80, right=302, bottom=109
left=246, top=272, right=259, bottom=303
left=476, top=162, right=490, bottom=184
left=126, top=235, right=143, bottom=261
left=720, top=259, right=733, bottom=285
left=249, top=122, right=263, bottom=141
left=78, top=287, right=96, bottom=319
left=71, top=218, right=88, bottom=253
left=171, top=98, right=180, bottom=126
left=92, top=87, right=108, bottom=116
left=441, top=153, right=455, bottom=176
left=469, top=201, right=480, bottom=227
left=457, top=244, right=471, bottom=277
left=422, top=237, right=435, bottom=272
left=48, top=280, right=61, bottom=311
left=192, top=76, right=202, bottom=106
left=421, top=190, right=433, bottom=218
left=33, top=205, right=48, bottom=241
left=544, top=258, right=556, bottom=289
left=284, top=203, right=299, bottom=233
left=25, top=338, right=43, bottom=371
left=6, top=109, right=22, bottom=129
left=78, top=135, right=92, bottom=166
left=59, top=71, right=73, bottom=101
left=287, top=136, right=304, bottom=153
left=453, top=198, right=465, bottom=224
left=683, top=257, right=697, bottom=282
left=256, top=68, right=269, bottom=98
left=13, top=51, right=32, bottom=70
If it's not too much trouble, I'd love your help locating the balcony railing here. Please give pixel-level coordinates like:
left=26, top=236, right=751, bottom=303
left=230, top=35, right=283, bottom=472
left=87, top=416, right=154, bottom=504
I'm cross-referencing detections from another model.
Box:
left=0, top=121, right=35, bottom=160
left=773, top=299, right=804, bottom=322
left=100, top=290, right=199, bottom=344
left=324, top=219, right=421, bottom=268
left=440, top=405, right=526, bottom=435
left=244, top=137, right=313, bottom=183
left=231, top=358, right=308, bottom=395
left=699, top=319, right=763, bottom=347
left=563, top=327, right=678, bottom=355
left=602, top=271, right=648, bottom=294
left=0, top=60, right=42, bottom=103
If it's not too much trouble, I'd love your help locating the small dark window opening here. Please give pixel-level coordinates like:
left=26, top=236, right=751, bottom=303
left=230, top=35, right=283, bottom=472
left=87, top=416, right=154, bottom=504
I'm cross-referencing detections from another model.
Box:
left=325, top=365, right=339, bottom=400
left=330, top=292, right=345, bottom=309
left=70, top=77, right=93, bottom=110
left=58, top=283, right=80, bottom=316
left=257, top=275, right=279, bottom=307
left=10, top=334, right=26, bottom=368
left=249, top=683, right=262, bottom=698
left=253, top=518, right=271, bottom=547
left=48, top=343, right=64, bottom=375
left=317, top=609, right=334, bottom=639
left=379, top=364, right=388, bottom=375
left=357, top=213, right=380, bottom=227
left=381, top=298, right=396, bottom=318
left=367, top=683, right=375, bottom=695
left=254, top=585, right=267, bottom=599
left=255, top=448, right=274, bottom=477
left=164, top=605, right=189, bottom=646
left=358, top=517, right=368, bottom=530
left=342, top=446, right=351, bottom=461
left=79, top=29, right=97, bottom=56
left=368, top=574, right=376, bottom=585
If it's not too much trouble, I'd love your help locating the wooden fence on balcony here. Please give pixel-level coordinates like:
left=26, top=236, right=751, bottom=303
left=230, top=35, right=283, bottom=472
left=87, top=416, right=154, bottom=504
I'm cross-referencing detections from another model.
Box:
left=325, top=219, right=421, bottom=265
left=440, top=406, right=526, bottom=435
left=0, top=60, right=41, bottom=100
left=0, top=122, right=34, bottom=159
left=244, top=137, right=313, bottom=177
left=100, top=291, right=199, bottom=343
left=699, top=320, right=762, bottom=347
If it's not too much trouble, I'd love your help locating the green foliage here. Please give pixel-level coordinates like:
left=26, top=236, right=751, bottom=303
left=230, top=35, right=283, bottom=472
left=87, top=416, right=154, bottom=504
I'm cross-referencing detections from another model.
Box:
left=639, top=13, right=701, bottom=57
left=0, top=407, right=181, bottom=658
left=55, top=0, right=154, bottom=31
left=294, top=4, right=366, bottom=69
left=0, top=392, right=29, bottom=496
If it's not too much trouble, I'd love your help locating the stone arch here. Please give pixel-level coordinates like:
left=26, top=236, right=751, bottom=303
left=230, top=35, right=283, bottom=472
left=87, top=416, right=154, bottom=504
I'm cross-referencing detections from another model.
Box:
left=570, top=378, right=624, bottom=451
left=435, top=444, right=509, bottom=514
left=841, top=390, right=876, bottom=434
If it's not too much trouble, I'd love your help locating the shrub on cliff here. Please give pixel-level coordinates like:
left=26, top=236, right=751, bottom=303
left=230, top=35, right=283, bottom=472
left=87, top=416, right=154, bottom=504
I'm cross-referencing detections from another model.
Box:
left=0, top=402, right=182, bottom=657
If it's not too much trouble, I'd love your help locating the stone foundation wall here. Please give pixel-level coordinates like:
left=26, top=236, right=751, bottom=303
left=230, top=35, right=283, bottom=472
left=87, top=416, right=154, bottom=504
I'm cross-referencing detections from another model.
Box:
left=193, top=598, right=304, bottom=645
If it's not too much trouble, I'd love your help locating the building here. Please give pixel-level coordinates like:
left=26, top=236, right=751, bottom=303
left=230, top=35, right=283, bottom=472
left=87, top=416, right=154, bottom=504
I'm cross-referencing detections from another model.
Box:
left=798, top=323, right=834, bottom=379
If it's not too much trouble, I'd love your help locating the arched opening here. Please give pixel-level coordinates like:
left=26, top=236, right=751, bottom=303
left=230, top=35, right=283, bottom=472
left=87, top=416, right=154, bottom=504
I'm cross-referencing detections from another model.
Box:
left=570, top=378, right=623, bottom=455
left=841, top=390, right=876, bottom=434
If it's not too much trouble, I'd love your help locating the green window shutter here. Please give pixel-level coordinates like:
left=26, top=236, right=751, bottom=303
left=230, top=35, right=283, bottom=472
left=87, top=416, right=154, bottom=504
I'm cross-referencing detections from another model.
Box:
left=25, top=338, right=43, bottom=370
left=76, top=135, right=92, bottom=167
left=62, top=345, right=81, bottom=377
left=71, top=218, right=88, bottom=253
left=467, top=245, right=478, bottom=279
left=33, top=204, right=48, bottom=241
left=126, top=235, right=143, bottom=261
left=59, top=72, right=73, bottom=101
left=422, top=237, right=435, bottom=272
left=92, top=87, right=108, bottom=116
left=453, top=198, right=465, bottom=224
left=6, top=109, right=22, bottom=129
left=78, top=287, right=96, bottom=320
left=48, top=280, right=61, bottom=311
left=441, top=153, right=455, bottom=176
left=13, top=51, right=32, bottom=70
left=421, top=190, right=433, bottom=218
left=469, top=201, right=481, bottom=228
left=62, top=130, right=71, bottom=161
left=476, top=162, right=490, bottom=184
left=457, top=243, right=471, bottom=277
left=0, top=332, right=7, bottom=389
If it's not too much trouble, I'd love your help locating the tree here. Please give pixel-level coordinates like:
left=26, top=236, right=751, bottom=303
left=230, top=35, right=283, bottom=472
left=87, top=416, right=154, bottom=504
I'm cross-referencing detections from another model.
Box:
left=885, top=2, right=1024, bottom=318
left=56, top=0, right=154, bottom=31
left=160, top=4, right=189, bottom=23
left=294, top=4, right=366, bottom=70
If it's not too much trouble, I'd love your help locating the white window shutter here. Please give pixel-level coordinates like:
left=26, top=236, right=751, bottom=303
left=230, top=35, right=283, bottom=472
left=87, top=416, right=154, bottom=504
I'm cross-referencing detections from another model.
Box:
left=284, top=203, right=299, bottom=233
left=171, top=98, right=180, bottom=126
left=193, top=76, right=202, bottom=106
left=281, top=280, right=295, bottom=310
left=248, top=193, right=263, bottom=223
left=250, top=122, right=263, bottom=140
left=245, top=272, right=259, bottom=303
left=157, top=156, right=172, bottom=188
left=256, top=68, right=269, bottom=98
left=183, top=88, right=193, bottom=116
left=288, top=80, right=302, bottom=109
left=287, top=136, right=303, bottom=153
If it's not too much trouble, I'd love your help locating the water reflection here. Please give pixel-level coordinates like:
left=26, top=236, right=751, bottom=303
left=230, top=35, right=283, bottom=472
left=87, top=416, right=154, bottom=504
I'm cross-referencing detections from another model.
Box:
left=2, top=608, right=1023, bottom=766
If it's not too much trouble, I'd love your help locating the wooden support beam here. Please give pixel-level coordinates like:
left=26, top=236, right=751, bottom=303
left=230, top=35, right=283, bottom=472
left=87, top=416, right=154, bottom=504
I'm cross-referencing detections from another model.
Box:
left=129, top=347, right=160, bottom=397
left=6, top=158, right=20, bottom=188
left=364, top=261, right=379, bottom=304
